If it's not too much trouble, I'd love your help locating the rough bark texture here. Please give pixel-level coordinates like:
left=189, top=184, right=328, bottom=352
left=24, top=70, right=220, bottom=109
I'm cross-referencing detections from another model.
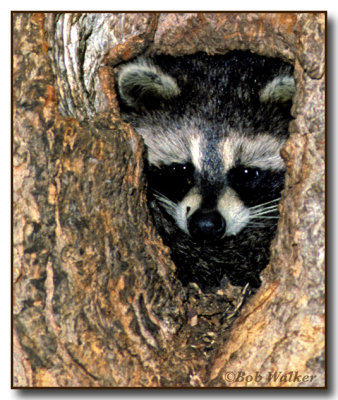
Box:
left=13, top=12, right=325, bottom=388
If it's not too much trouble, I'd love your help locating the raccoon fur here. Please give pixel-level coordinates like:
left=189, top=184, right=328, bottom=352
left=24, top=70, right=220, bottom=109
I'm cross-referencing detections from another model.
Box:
left=116, top=51, right=294, bottom=292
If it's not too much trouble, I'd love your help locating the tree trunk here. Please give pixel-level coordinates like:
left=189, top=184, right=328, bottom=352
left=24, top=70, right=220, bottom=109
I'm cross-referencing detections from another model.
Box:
left=13, top=12, right=325, bottom=387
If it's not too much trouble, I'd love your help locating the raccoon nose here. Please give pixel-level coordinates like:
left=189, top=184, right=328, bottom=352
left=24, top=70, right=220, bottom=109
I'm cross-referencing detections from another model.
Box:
left=188, top=209, right=226, bottom=242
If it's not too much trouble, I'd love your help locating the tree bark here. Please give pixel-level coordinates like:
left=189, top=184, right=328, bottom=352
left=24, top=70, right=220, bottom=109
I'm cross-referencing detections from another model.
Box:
left=13, top=12, right=325, bottom=387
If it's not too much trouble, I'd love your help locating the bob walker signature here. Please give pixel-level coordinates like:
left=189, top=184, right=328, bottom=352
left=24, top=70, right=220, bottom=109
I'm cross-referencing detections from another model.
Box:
left=224, top=370, right=317, bottom=384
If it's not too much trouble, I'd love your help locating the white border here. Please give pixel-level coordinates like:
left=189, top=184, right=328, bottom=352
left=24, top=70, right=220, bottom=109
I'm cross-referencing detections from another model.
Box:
left=4, top=4, right=335, bottom=398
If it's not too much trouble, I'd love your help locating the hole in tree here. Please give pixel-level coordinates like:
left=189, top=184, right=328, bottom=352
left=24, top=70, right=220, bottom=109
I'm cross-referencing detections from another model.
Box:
left=116, top=51, right=294, bottom=293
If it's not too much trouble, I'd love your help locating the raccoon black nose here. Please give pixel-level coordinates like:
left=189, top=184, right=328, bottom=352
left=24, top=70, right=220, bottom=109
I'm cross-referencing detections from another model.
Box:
left=188, top=210, right=226, bottom=242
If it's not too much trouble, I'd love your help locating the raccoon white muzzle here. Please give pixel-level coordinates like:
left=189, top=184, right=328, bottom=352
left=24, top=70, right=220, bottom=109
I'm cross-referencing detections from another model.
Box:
left=171, top=186, right=249, bottom=239
left=156, top=173, right=280, bottom=242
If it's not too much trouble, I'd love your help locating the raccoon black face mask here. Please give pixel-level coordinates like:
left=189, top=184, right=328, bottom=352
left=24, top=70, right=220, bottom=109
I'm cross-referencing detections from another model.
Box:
left=116, top=51, right=294, bottom=291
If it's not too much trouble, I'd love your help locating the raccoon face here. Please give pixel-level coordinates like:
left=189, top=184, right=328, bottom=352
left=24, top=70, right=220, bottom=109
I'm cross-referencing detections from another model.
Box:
left=117, top=52, right=294, bottom=245
left=145, top=128, right=286, bottom=242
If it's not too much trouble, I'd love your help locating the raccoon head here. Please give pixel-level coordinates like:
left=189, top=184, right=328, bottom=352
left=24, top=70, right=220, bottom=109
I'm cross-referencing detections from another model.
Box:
left=117, top=53, right=294, bottom=244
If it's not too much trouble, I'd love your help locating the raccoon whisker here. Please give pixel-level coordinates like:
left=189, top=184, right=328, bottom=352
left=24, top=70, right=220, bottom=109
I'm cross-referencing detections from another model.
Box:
left=250, top=207, right=279, bottom=217
left=152, top=191, right=177, bottom=218
left=251, top=216, right=280, bottom=220
left=246, top=222, right=274, bottom=228
left=250, top=206, right=278, bottom=215
left=252, top=203, right=279, bottom=211
left=247, top=215, right=280, bottom=228
left=153, top=191, right=176, bottom=208
left=249, top=198, right=281, bottom=210
left=251, top=204, right=279, bottom=212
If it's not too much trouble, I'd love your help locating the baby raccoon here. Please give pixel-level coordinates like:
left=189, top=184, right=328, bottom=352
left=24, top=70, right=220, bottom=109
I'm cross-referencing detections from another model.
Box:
left=117, top=51, right=294, bottom=291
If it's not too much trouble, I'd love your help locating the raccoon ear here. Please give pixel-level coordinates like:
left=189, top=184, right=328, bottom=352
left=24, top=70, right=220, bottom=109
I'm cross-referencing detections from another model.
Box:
left=259, top=75, right=295, bottom=104
left=117, top=58, right=181, bottom=110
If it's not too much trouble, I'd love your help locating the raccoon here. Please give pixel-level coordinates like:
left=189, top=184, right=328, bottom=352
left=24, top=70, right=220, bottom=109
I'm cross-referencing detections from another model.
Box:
left=116, top=51, right=294, bottom=291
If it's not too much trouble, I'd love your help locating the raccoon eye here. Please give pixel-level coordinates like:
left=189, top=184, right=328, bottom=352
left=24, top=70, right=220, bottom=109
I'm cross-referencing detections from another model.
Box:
left=227, top=166, right=262, bottom=187
left=241, top=167, right=260, bottom=182
left=168, top=163, right=193, bottom=184
left=147, top=162, right=195, bottom=202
